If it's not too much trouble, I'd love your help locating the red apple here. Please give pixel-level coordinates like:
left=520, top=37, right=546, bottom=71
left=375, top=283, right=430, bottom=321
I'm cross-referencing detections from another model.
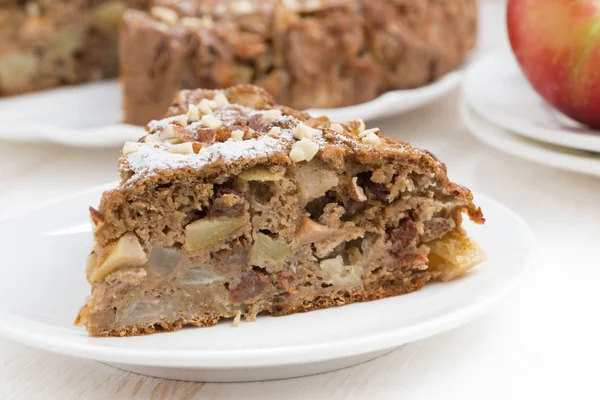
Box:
left=507, top=0, right=600, bottom=128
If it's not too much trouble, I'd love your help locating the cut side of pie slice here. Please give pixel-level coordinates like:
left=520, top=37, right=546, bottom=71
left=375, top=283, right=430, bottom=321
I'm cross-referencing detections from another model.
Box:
left=75, top=85, right=485, bottom=337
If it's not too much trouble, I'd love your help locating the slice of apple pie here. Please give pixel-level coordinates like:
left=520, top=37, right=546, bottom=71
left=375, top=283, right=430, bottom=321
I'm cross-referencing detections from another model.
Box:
left=76, top=85, right=485, bottom=337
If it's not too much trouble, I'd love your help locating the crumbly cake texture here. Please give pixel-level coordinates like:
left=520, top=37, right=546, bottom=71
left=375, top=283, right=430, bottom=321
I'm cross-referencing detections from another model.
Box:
left=76, top=85, right=485, bottom=337
left=0, top=0, right=149, bottom=96
left=120, top=0, right=478, bottom=124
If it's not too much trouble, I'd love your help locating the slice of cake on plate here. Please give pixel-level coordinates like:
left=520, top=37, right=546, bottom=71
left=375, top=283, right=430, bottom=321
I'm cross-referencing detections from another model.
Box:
left=76, top=84, right=485, bottom=337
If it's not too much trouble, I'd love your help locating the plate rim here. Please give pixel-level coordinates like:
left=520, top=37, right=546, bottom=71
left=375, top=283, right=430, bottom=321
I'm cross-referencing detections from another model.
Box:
left=460, top=101, right=600, bottom=178
left=0, top=187, right=535, bottom=368
left=462, top=49, right=600, bottom=153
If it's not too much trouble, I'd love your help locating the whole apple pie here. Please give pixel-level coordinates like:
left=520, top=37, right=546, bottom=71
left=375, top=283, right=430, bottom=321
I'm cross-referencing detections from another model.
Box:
left=76, top=85, right=485, bottom=337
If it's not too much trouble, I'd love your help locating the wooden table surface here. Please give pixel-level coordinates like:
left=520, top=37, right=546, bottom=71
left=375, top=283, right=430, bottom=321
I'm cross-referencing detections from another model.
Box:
left=2, top=2, right=599, bottom=399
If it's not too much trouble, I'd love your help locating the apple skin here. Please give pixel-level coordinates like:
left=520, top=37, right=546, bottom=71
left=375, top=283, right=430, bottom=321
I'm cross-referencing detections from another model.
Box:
left=507, top=0, right=600, bottom=128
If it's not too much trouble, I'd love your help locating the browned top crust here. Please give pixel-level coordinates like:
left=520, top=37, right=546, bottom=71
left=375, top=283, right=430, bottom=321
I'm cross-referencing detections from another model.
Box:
left=110, top=84, right=483, bottom=224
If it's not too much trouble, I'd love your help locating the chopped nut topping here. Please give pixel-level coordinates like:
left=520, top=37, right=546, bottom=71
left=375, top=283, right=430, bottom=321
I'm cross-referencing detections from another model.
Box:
left=150, top=6, right=178, bottom=26
left=159, top=125, right=178, bottom=141
left=122, top=141, right=139, bottom=155
left=362, top=132, right=381, bottom=146
left=268, top=126, right=281, bottom=136
left=187, top=104, right=200, bottom=122
left=172, top=114, right=188, bottom=126
left=349, top=119, right=365, bottom=135
left=291, top=137, right=319, bottom=162
left=89, top=206, right=104, bottom=232
left=214, top=92, right=229, bottom=108
left=202, top=114, right=222, bottom=128
left=25, top=1, right=40, bottom=17
left=231, top=129, right=245, bottom=141
left=289, top=146, right=306, bottom=162
left=180, top=15, right=214, bottom=29
left=330, top=123, right=344, bottom=133
left=197, top=99, right=214, bottom=115
left=261, top=109, right=282, bottom=124
left=144, top=134, right=160, bottom=143
left=358, top=127, right=380, bottom=138
left=293, top=122, right=321, bottom=139
left=231, top=0, right=255, bottom=15
left=232, top=310, right=242, bottom=327
left=349, top=177, right=368, bottom=202
left=168, top=142, right=195, bottom=155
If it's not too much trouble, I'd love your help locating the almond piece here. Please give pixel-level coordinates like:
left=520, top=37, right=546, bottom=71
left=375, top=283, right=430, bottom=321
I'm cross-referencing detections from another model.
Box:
left=292, top=137, right=319, bottom=161
left=121, top=141, right=139, bottom=155
left=187, top=104, right=200, bottom=122
left=261, top=109, right=282, bottom=124
left=168, top=142, right=195, bottom=155
left=198, top=98, right=214, bottom=115
left=348, top=177, right=368, bottom=201
left=144, top=134, right=160, bottom=143
left=172, top=114, right=188, bottom=126
left=89, top=206, right=104, bottom=232
left=293, top=122, right=321, bottom=139
left=231, top=129, right=244, bottom=141
left=362, top=132, right=381, bottom=146
left=214, top=92, right=229, bottom=108
left=329, top=123, right=344, bottom=133
left=181, top=16, right=214, bottom=29
left=160, top=124, right=193, bottom=143
left=358, top=127, right=380, bottom=138
left=202, top=114, right=222, bottom=128
left=289, top=146, right=306, bottom=162
left=151, top=6, right=178, bottom=25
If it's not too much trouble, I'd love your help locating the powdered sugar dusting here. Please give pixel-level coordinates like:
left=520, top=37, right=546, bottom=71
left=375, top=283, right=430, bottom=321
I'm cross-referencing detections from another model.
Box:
left=123, top=104, right=332, bottom=184
left=123, top=134, right=292, bottom=184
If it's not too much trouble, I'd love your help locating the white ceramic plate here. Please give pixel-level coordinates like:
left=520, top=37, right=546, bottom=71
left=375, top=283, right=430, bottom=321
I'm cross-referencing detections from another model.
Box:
left=460, top=102, right=600, bottom=178
left=0, top=183, right=533, bottom=382
left=0, top=73, right=461, bottom=149
left=462, top=49, right=600, bottom=153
